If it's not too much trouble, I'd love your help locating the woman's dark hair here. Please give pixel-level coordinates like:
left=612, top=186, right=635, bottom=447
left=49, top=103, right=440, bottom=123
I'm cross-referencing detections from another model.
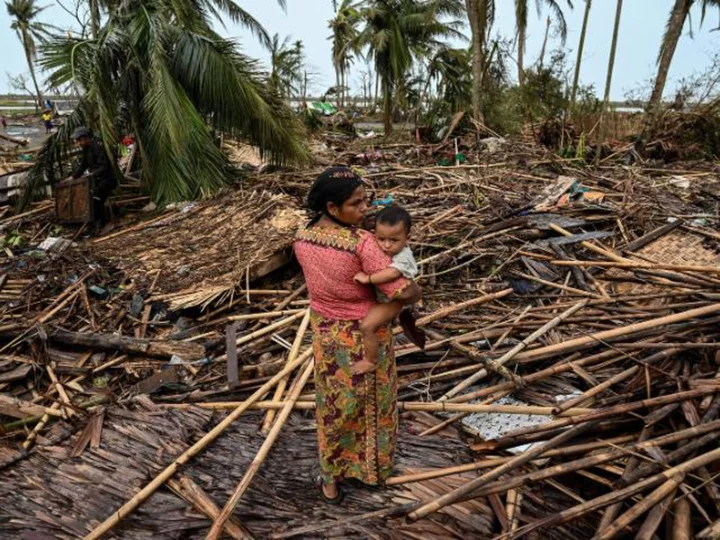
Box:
left=376, top=206, right=412, bottom=233
left=307, top=167, right=363, bottom=225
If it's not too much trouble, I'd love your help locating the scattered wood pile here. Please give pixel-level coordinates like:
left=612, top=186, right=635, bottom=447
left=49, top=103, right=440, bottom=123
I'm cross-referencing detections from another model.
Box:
left=1, top=134, right=720, bottom=539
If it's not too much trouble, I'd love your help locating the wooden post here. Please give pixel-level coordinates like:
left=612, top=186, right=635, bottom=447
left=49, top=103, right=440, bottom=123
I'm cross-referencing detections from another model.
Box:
left=226, top=323, right=239, bottom=388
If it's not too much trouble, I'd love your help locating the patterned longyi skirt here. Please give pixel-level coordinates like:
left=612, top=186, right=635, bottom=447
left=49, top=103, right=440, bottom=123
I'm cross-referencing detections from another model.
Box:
left=310, top=311, right=398, bottom=485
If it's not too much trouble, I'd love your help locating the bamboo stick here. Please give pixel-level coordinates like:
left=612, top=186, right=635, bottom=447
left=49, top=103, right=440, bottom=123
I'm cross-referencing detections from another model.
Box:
left=82, top=347, right=312, bottom=540
left=215, top=310, right=308, bottom=362
left=552, top=259, right=720, bottom=275
left=554, top=348, right=679, bottom=414
left=261, top=310, right=311, bottom=433
left=162, top=400, right=592, bottom=416
left=207, top=360, right=315, bottom=539
left=672, top=497, right=692, bottom=540
left=495, top=387, right=719, bottom=442
left=408, top=421, right=598, bottom=521
left=549, top=223, right=629, bottom=263
left=635, top=488, right=676, bottom=540
left=514, top=303, right=720, bottom=363
left=228, top=309, right=304, bottom=322
left=596, top=476, right=685, bottom=540
left=515, top=272, right=605, bottom=299
left=415, top=288, right=513, bottom=327
left=167, top=474, right=253, bottom=539
left=595, top=425, right=653, bottom=534
left=440, top=300, right=588, bottom=401
left=509, top=446, right=720, bottom=538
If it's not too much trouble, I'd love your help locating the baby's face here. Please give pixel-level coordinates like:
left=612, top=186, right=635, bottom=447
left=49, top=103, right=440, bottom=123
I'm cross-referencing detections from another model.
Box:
left=375, top=222, right=408, bottom=256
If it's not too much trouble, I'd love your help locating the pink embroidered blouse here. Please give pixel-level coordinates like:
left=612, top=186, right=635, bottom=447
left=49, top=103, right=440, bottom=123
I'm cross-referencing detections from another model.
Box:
left=294, top=225, right=410, bottom=321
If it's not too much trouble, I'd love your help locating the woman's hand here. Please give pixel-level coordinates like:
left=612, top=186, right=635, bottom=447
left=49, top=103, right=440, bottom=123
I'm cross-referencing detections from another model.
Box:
left=354, top=272, right=371, bottom=285
left=351, top=359, right=378, bottom=375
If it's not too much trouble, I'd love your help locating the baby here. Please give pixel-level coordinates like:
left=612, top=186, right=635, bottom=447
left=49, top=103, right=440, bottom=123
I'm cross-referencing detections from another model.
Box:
left=353, top=206, right=421, bottom=374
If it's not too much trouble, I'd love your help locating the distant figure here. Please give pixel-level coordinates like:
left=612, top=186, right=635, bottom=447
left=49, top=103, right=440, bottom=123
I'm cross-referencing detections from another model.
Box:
left=1, top=116, right=7, bottom=130
left=42, top=110, right=53, bottom=133
left=68, top=126, right=118, bottom=231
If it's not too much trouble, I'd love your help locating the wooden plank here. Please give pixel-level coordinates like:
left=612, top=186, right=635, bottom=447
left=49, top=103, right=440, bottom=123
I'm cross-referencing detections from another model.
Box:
left=226, top=323, right=239, bottom=388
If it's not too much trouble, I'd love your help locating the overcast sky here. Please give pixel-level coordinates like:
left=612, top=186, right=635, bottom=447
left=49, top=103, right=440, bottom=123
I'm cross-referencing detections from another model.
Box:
left=2, top=0, right=719, bottom=99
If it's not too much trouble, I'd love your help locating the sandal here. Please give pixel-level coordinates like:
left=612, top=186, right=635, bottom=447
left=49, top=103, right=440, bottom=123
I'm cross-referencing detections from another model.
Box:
left=317, top=476, right=344, bottom=505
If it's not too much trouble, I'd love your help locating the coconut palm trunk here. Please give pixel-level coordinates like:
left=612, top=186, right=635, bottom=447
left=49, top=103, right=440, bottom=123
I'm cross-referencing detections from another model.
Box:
left=569, top=0, right=592, bottom=107
left=636, top=0, right=691, bottom=150
left=22, top=34, right=43, bottom=108
left=383, top=79, right=393, bottom=134
left=596, top=0, right=623, bottom=165
left=466, top=0, right=488, bottom=123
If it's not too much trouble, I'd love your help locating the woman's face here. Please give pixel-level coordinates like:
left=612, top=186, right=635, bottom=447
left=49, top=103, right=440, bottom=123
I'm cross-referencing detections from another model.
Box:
left=329, top=186, right=367, bottom=226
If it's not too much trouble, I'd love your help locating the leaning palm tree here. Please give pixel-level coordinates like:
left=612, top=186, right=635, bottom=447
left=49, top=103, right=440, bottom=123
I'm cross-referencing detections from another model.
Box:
left=22, top=0, right=308, bottom=207
left=568, top=0, right=592, bottom=108
left=637, top=0, right=720, bottom=149
left=358, top=0, right=465, bottom=134
left=514, top=0, right=573, bottom=88
left=329, top=0, right=361, bottom=109
left=595, top=0, right=623, bottom=165
left=6, top=0, right=57, bottom=108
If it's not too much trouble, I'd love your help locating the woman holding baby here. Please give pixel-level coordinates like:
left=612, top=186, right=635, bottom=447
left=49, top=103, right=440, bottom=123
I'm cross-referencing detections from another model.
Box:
left=293, top=167, right=421, bottom=502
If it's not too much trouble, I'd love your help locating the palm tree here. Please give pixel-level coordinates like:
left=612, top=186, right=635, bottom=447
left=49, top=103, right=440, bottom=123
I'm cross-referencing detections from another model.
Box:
left=465, top=0, right=494, bottom=123
left=595, top=0, right=623, bottom=165
left=329, top=0, right=361, bottom=109
left=514, top=0, right=573, bottom=88
left=22, top=0, right=308, bottom=207
left=569, top=0, right=592, bottom=108
left=6, top=0, right=57, bottom=108
left=637, top=0, right=720, bottom=149
left=358, top=0, right=465, bottom=134
left=269, top=34, right=305, bottom=99
left=427, top=47, right=473, bottom=114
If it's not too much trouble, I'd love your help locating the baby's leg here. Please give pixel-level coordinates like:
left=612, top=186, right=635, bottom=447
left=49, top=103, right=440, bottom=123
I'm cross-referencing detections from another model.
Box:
left=360, top=301, right=403, bottom=364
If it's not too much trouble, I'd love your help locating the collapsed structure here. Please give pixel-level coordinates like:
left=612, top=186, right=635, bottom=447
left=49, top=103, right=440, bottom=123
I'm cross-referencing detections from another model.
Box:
left=1, top=134, right=720, bottom=539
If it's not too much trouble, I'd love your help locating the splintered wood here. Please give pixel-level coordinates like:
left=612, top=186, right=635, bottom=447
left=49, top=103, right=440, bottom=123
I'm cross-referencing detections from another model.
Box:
left=1, top=134, right=719, bottom=539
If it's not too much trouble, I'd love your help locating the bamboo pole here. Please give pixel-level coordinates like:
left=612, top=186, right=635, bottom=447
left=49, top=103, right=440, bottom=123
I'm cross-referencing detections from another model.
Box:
left=514, top=303, right=720, bottom=363
left=215, top=310, right=308, bottom=362
left=552, top=259, right=720, bottom=275
left=635, top=488, right=676, bottom=540
left=162, top=400, right=592, bottom=416
left=440, top=300, right=588, bottom=401
left=549, top=223, right=628, bottom=263
left=494, top=387, right=719, bottom=442
left=596, top=476, right=685, bottom=540
left=167, top=474, right=253, bottom=539
left=415, top=288, right=513, bottom=327
left=261, top=310, right=311, bottom=433
left=553, top=348, right=679, bottom=414
left=82, top=347, right=312, bottom=540
left=207, top=360, right=315, bottom=539
left=408, top=421, right=598, bottom=521
left=509, top=446, right=720, bottom=538
left=672, top=497, right=692, bottom=540
left=515, top=272, right=605, bottom=299
left=228, top=309, right=303, bottom=322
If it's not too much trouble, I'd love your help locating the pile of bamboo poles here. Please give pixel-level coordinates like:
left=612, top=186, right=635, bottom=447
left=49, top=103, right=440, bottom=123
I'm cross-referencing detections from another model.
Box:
left=2, top=133, right=720, bottom=538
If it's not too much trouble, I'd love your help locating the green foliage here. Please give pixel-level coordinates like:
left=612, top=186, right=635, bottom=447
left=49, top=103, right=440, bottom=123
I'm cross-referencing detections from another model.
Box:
left=269, top=34, right=305, bottom=98
left=22, top=0, right=309, bottom=207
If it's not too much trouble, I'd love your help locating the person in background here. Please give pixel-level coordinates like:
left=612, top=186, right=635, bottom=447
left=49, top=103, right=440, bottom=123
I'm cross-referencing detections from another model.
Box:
left=42, top=110, right=53, bottom=134
left=68, top=126, right=117, bottom=232
left=1, top=116, right=7, bottom=130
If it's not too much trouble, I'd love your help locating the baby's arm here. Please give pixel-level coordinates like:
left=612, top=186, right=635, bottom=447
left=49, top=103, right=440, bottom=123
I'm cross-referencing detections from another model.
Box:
left=354, top=267, right=402, bottom=285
